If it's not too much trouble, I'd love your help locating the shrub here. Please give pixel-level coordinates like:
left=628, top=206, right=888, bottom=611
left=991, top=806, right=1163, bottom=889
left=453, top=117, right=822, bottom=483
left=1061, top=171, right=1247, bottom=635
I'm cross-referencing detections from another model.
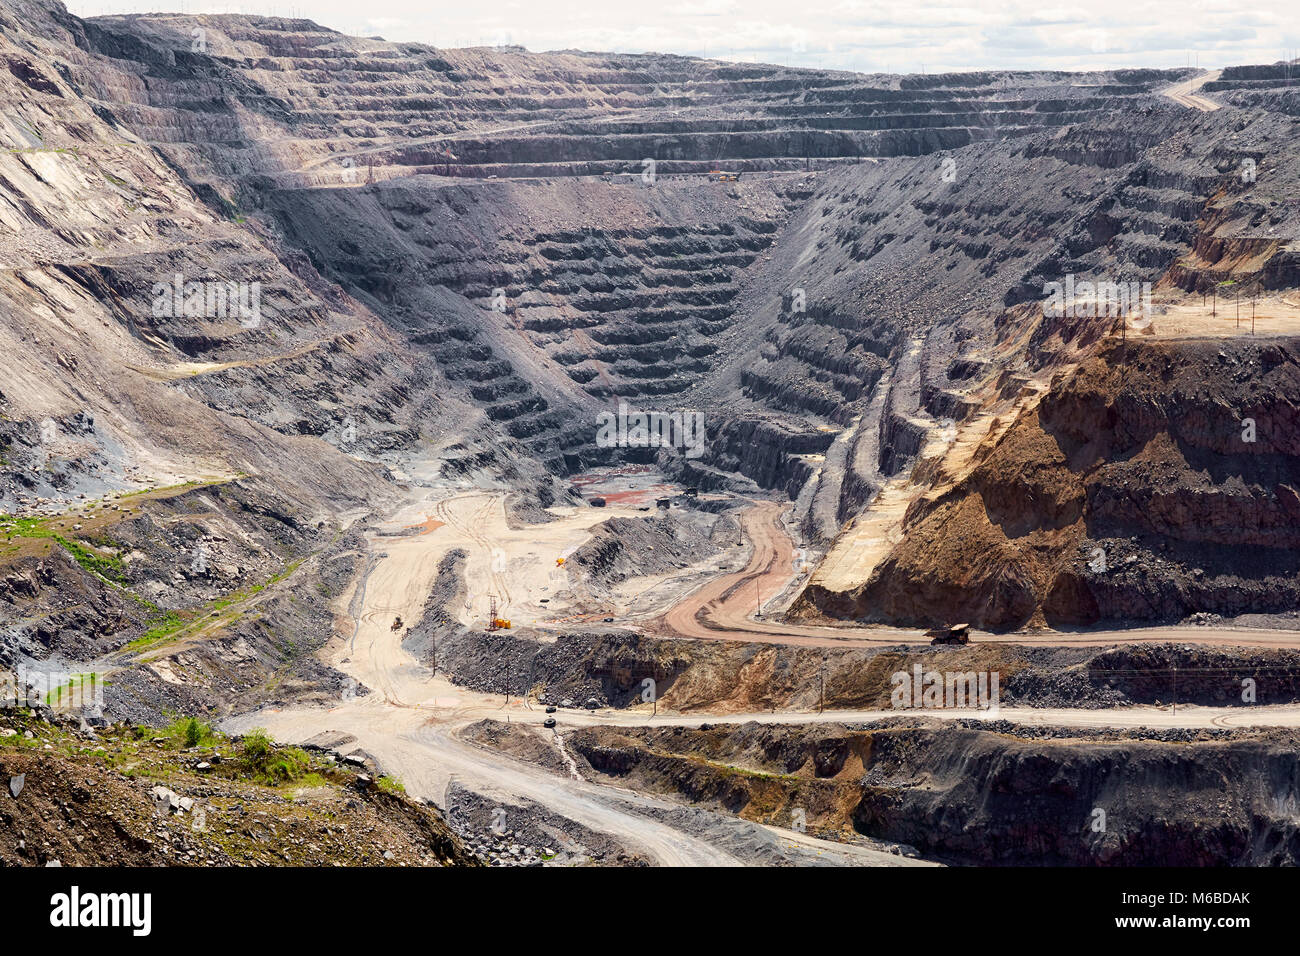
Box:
left=260, top=747, right=311, bottom=784
left=160, top=716, right=217, bottom=749
left=184, top=717, right=210, bottom=748
left=240, top=728, right=273, bottom=763
left=239, top=729, right=311, bottom=785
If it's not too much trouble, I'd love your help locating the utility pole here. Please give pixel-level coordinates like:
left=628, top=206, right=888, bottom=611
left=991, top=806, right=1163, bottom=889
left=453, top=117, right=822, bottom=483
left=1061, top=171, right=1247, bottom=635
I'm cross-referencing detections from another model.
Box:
left=754, top=579, right=762, bottom=620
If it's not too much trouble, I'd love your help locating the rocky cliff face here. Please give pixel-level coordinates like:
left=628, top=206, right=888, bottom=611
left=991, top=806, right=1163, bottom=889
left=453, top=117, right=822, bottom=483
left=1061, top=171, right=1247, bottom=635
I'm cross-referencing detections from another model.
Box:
left=556, top=719, right=1300, bottom=865
left=784, top=94, right=1300, bottom=627
left=803, top=334, right=1300, bottom=630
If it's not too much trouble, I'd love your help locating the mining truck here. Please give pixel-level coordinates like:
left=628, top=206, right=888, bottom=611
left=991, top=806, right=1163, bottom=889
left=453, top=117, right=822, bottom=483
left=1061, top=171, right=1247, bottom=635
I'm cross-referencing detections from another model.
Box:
left=927, top=623, right=970, bottom=645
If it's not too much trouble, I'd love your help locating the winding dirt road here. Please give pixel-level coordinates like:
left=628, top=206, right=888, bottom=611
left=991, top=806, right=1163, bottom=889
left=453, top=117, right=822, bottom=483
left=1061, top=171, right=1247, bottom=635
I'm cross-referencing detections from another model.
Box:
left=659, top=500, right=1300, bottom=651
left=228, top=673, right=933, bottom=867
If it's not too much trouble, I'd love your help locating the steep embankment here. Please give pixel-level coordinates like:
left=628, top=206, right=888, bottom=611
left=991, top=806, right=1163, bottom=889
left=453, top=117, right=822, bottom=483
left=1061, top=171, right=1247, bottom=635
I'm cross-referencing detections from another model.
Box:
left=0, top=709, right=473, bottom=866
left=557, top=719, right=1300, bottom=865
left=809, top=334, right=1300, bottom=631
left=701, top=102, right=1297, bottom=518
left=435, top=620, right=1300, bottom=712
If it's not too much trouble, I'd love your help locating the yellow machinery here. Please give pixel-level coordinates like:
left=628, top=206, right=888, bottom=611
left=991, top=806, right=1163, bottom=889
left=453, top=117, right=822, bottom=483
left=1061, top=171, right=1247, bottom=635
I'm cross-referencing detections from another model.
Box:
left=487, top=594, right=511, bottom=630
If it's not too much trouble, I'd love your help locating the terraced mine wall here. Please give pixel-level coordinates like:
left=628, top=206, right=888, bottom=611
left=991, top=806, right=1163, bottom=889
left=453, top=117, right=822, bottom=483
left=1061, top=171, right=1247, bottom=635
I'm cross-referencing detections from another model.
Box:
left=433, top=622, right=1300, bottom=713
left=29, top=5, right=1227, bottom=506
left=708, top=104, right=1283, bottom=524
left=73, top=11, right=1198, bottom=189
left=262, top=175, right=801, bottom=473
left=7, top=0, right=1300, bottom=701
left=1207, top=64, right=1300, bottom=116
left=804, top=334, right=1300, bottom=630
left=559, top=720, right=1300, bottom=865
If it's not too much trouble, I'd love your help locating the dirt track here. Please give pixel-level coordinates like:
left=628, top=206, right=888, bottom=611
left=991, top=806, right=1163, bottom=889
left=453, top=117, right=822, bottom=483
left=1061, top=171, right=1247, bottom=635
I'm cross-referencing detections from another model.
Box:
left=338, top=487, right=646, bottom=707
left=658, top=500, right=1300, bottom=651
left=1162, top=70, right=1223, bottom=111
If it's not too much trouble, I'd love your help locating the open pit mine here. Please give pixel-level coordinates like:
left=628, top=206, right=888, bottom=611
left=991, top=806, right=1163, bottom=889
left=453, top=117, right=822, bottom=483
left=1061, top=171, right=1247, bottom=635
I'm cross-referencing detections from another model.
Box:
left=3, top=0, right=1300, bottom=878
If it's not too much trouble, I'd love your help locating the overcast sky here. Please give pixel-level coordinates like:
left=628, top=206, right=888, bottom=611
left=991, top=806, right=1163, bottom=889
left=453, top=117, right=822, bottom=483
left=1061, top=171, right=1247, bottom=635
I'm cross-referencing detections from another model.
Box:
left=63, top=0, right=1300, bottom=74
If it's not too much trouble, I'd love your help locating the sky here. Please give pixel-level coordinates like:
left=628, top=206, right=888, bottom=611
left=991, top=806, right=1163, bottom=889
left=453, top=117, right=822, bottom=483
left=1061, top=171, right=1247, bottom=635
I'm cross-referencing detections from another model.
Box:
left=62, top=0, right=1300, bottom=74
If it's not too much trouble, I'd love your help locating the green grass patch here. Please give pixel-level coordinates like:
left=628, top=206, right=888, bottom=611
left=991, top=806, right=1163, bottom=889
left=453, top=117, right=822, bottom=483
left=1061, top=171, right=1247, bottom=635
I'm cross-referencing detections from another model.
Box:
left=160, top=716, right=220, bottom=749
left=239, top=728, right=313, bottom=785
left=128, top=610, right=185, bottom=650
left=0, top=515, right=54, bottom=539
left=54, top=534, right=126, bottom=583
left=376, top=775, right=406, bottom=795
left=127, top=559, right=302, bottom=652
left=0, top=517, right=125, bottom=583
left=43, top=673, right=106, bottom=709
